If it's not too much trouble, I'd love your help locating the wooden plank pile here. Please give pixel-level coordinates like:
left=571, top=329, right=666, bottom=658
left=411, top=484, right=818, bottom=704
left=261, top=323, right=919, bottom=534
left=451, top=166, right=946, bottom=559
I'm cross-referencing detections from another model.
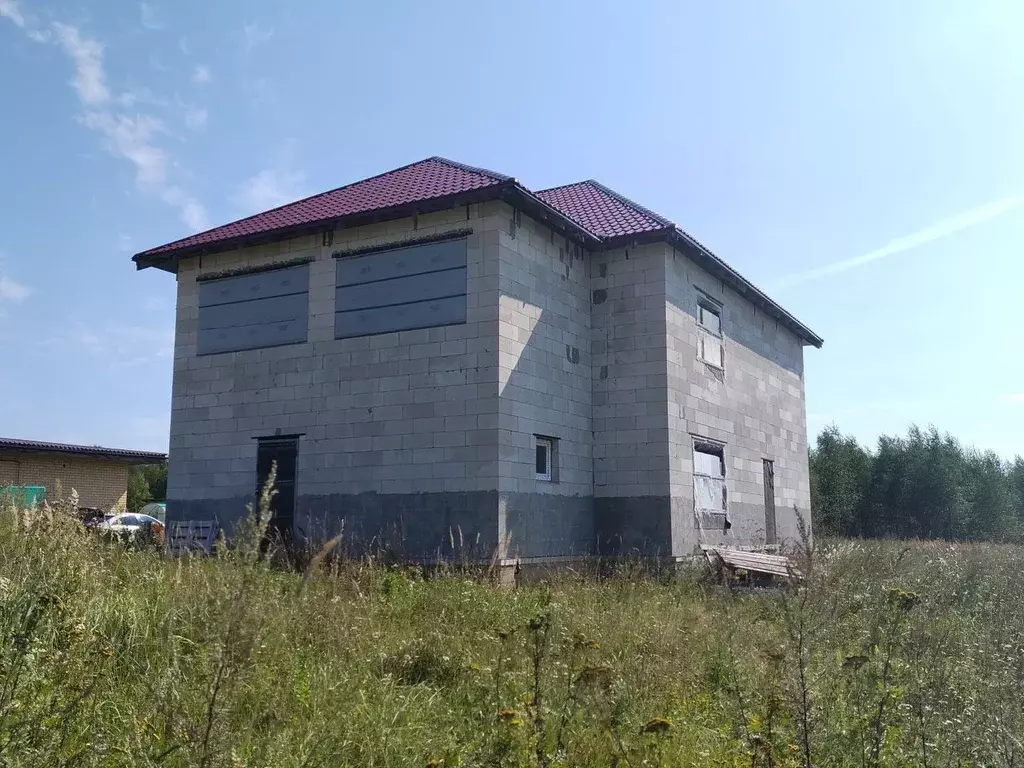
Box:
left=702, top=546, right=803, bottom=582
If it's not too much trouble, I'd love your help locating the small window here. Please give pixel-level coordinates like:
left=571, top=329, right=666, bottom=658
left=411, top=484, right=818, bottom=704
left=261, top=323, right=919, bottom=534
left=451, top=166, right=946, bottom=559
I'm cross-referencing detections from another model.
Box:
left=535, top=436, right=556, bottom=482
left=699, top=303, right=721, bottom=335
left=697, top=299, right=724, bottom=368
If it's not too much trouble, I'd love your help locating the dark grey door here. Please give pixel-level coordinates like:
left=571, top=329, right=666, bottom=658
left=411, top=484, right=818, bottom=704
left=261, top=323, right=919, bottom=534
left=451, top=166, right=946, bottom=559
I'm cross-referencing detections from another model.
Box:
left=256, top=438, right=298, bottom=541
left=763, top=459, right=777, bottom=546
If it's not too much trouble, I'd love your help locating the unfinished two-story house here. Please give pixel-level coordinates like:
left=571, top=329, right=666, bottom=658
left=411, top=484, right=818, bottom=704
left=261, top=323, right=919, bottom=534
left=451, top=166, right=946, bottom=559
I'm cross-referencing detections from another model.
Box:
left=134, top=157, right=822, bottom=565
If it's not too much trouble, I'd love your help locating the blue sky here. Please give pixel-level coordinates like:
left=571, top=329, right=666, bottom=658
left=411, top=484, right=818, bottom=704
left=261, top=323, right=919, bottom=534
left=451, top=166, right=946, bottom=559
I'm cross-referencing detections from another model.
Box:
left=1, top=1, right=1023, bottom=457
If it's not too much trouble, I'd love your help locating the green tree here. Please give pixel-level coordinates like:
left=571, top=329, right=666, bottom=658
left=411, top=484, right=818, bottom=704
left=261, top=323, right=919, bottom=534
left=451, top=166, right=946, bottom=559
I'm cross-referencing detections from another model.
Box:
left=809, top=425, right=872, bottom=536
left=126, top=463, right=168, bottom=512
left=810, top=424, right=1019, bottom=542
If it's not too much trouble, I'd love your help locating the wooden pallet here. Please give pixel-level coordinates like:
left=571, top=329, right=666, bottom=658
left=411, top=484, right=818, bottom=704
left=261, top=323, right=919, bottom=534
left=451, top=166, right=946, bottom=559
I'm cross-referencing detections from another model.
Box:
left=167, top=520, right=219, bottom=556
left=702, top=546, right=802, bottom=580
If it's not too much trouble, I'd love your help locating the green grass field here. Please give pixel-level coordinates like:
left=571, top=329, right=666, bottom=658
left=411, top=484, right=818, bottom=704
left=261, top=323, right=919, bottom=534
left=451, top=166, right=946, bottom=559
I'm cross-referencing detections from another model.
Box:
left=2, top=497, right=1023, bottom=767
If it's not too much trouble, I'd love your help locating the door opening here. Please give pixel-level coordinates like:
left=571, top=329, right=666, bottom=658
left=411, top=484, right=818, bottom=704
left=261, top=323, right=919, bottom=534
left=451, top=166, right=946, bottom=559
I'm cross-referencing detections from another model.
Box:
left=255, top=437, right=298, bottom=542
left=762, top=459, right=777, bottom=546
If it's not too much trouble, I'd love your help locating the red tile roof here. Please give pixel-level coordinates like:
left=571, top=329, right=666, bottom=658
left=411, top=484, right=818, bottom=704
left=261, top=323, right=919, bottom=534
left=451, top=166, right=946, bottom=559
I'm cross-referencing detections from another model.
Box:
left=535, top=180, right=672, bottom=239
left=134, top=156, right=822, bottom=346
left=135, top=157, right=511, bottom=260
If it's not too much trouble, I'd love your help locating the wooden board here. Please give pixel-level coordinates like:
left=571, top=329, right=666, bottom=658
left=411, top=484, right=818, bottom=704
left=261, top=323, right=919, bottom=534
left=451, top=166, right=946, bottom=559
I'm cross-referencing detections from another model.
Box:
left=702, top=546, right=802, bottom=579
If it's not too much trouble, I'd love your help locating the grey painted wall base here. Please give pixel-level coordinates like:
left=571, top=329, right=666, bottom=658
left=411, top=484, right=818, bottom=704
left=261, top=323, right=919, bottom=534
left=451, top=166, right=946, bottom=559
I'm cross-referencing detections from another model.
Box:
left=499, top=492, right=594, bottom=559
left=170, top=491, right=499, bottom=561
left=297, top=491, right=498, bottom=561
left=595, top=496, right=672, bottom=557
left=168, top=492, right=805, bottom=562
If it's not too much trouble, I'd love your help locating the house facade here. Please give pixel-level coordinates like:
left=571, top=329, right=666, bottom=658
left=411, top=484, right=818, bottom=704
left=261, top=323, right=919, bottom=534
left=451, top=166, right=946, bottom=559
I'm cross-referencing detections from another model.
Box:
left=135, top=157, right=821, bottom=563
left=0, top=437, right=166, bottom=511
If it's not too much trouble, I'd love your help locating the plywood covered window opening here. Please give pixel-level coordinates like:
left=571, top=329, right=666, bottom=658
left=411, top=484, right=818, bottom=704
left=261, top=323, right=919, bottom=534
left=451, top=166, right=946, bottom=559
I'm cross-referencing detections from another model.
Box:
left=335, top=237, right=467, bottom=338
left=693, top=439, right=730, bottom=530
left=196, top=264, right=310, bottom=355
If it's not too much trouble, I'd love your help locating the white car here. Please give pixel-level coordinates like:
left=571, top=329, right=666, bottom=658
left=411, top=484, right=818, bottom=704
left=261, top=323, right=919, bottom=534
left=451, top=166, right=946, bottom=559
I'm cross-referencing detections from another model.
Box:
left=99, top=513, right=165, bottom=536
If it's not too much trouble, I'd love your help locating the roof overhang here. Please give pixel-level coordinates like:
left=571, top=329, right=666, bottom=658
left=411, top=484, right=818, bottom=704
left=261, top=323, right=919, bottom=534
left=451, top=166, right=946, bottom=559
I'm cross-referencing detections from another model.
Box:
left=134, top=177, right=820, bottom=348
left=0, top=438, right=166, bottom=464
left=602, top=226, right=823, bottom=348
left=133, top=180, right=603, bottom=273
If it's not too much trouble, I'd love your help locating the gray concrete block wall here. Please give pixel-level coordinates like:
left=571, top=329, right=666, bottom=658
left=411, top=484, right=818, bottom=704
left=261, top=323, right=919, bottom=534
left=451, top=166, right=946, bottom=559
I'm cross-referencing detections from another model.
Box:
left=492, top=204, right=594, bottom=560
left=164, top=196, right=814, bottom=563
left=664, top=245, right=811, bottom=556
left=166, top=203, right=504, bottom=556
left=590, top=244, right=674, bottom=555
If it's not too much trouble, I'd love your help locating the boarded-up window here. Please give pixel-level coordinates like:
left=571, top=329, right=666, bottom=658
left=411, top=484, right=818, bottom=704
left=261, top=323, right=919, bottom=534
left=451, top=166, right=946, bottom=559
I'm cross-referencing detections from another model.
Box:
left=694, top=441, right=729, bottom=529
left=197, top=264, right=309, bottom=355
left=697, top=299, right=724, bottom=368
left=335, top=238, right=467, bottom=339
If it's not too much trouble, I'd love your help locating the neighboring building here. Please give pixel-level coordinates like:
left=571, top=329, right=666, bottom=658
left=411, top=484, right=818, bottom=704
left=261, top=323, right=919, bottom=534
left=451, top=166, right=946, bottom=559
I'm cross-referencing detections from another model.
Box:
left=135, top=157, right=822, bottom=564
left=0, top=437, right=167, bottom=511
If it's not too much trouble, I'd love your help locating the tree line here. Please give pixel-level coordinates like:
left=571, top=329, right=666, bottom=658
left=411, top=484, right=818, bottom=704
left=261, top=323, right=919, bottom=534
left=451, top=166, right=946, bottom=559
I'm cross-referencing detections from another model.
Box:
left=127, top=463, right=168, bottom=512
left=810, top=424, right=1024, bottom=541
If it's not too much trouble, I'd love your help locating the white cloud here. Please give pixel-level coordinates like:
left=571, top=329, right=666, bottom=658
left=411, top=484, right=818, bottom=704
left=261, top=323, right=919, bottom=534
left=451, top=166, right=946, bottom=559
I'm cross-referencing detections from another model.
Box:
left=1001, top=394, right=1024, bottom=404
left=82, top=111, right=168, bottom=186
left=162, top=186, right=208, bottom=230
left=192, top=64, right=211, bottom=84
left=116, top=233, right=133, bottom=252
left=53, top=22, right=110, bottom=106
left=139, top=2, right=163, bottom=31
left=66, top=322, right=174, bottom=367
left=0, top=275, right=31, bottom=303
left=0, top=0, right=48, bottom=40
left=772, top=196, right=1024, bottom=291
left=241, top=22, right=273, bottom=51
left=0, top=0, right=25, bottom=27
left=184, top=105, right=207, bottom=130
left=48, top=23, right=209, bottom=232
left=234, top=168, right=306, bottom=214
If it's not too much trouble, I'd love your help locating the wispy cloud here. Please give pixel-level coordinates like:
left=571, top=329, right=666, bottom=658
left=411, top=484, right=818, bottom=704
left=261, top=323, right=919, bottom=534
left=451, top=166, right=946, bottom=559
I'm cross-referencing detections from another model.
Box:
left=772, top=196, right=1024, bottom=290
left=139, top=2, right=163, bottom=31
left=0, top=0, right=25, bottom=26
left=234, top=168, right=306, bottom=214
left=47, top=22, right=209, bottom=231
left=116, top=233, right=134, bottom=253
left=53, top=23, right=110, bottom=106
left=0, top=275, right=31, bottom=303
left=1000, top=393, right=1024, bottom=404
left=184, top=105, right=207, bottom=130
left=0, top=0, right=48, bottom=41
left=241, top=21, right=273, bottom=51
left=192, top=64, right=211, bottom=84
left=64, top=322, right=174, bottom=367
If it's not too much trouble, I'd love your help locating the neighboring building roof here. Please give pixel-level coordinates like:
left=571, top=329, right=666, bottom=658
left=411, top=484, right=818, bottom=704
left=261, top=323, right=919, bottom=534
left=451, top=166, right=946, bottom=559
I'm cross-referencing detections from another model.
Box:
left=0, top=437, right=166, bottom=464
left=134, top=156, right=822, bottom=347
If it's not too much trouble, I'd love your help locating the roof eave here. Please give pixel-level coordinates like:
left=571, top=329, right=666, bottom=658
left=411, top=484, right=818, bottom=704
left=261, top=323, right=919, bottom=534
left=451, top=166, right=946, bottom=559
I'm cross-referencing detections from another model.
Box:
left=133, top=180, right=520, bottom=273
left=598, top=226, right=822, bottom=347
left=667, top=229, right=823, bottom=348
left=502, top=185, right=603, bottom=248
left=0, top=443, right=167, bottom=464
